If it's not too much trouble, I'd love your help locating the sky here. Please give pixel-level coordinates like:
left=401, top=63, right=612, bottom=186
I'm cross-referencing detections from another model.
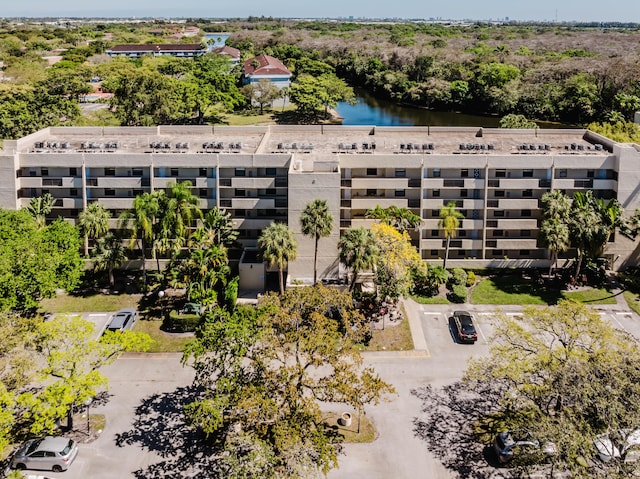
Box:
left=3, top=0, right=640, bottom=22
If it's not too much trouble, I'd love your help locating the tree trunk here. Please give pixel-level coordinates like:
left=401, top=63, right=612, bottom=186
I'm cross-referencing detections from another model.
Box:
left=313, top=235, right=319, bottom=285
left=84, top=234, right=89, bottom=257
left=278, top=267, right=284, bottom=295
left=574, top=251, right=583, bottom=284
left=141, top=239, right=147, bottom=292
left=548, top=250, right=557, bottom=277
left=109, top=265, right=114, bottom=288
left=349, top=269, right=358, bottom=291
left=67, top=406, right=74, bottom=430
left=443, top=236, right=451, bottom=270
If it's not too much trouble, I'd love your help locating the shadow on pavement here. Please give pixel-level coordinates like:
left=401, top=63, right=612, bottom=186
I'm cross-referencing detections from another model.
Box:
left=115, top=386, right=224, bottom=478
left=411, top=381, right=516, bottom=478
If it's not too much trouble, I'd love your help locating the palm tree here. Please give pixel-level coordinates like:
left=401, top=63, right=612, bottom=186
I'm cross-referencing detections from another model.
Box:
left=118, top=192, right=160, bottom=291
left=438, top=202, right=464, bottom=270
left=190, top=207, right=238, bottom=250
left=300, top=199, right=333, bottom=285
left=78, top=202, right=111, bottom=256
left=540, top=218, right=571, bottom=276
left=258, top=222, right=297, bottom=295
left=184, top=245, right=229, bottom=304
left=92, top=232, right=127, bottom=288
left=366, top=205, right=421, bottom=232
left=338, top=227, right=379, bottom=291
left=26, top=193, right=56, bottom=228
left=161, top=181, right=202, bottom=247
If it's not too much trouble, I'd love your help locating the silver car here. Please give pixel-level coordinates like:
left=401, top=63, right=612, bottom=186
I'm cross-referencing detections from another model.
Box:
left=106, top=308, right=138, bottom=333
left=12, top=436, right=78, bottom=472
left=493, top=431, right=557, bottom=464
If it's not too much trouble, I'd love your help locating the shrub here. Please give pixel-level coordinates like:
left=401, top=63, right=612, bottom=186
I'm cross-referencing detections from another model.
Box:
left=448, top=268, right=468, bottom=287
left=164, top=310, right=201, bottom=333
left=466, top=271, right=476, bottom=287
left=448, top=284, right=468, bottom=303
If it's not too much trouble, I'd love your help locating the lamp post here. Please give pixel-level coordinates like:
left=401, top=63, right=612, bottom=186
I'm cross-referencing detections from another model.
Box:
left=158, top=290, right=165, bottom=320
left=84, top=398, right=92, bottom=435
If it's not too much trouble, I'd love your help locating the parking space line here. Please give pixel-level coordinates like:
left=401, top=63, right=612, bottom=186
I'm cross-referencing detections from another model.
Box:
left=422, top=311, right=442, bottom=315
left=474, top=321, right=489, bottom=344
left=609, top=313, right=629, bottom=333
left=88, top=313, right=109, bottom=317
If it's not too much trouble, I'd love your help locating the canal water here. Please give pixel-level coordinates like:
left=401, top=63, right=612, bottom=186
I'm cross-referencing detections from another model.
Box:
left=336, top=90, right=566, bottom=128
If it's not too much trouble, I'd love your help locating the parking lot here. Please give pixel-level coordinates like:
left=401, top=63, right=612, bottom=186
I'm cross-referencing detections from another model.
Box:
left=13, top=302, right=640, bottom=479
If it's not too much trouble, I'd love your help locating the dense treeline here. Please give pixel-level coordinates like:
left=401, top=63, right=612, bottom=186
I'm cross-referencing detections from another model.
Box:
left=0, top=19, right=640, bottom=139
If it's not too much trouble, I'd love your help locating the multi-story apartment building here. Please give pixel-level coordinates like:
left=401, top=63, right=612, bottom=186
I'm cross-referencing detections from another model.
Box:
left=1, top=125, right=639, bottom=289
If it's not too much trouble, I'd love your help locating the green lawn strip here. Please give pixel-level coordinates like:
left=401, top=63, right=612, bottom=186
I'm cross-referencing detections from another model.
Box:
left=323, top=411, right=376, bottom=443
left=562, top=288, right=618, bottom=304
left=133, top=319, right=192, bottom=353
left=623, top=291, right=640, bottom=315
left=410, top=294, right=450, bottom=304
left=471, top=276, right=560, bottom=305
left=39, top=293, right=142, bottom=314
left=362, top=312, right=414, bottom=352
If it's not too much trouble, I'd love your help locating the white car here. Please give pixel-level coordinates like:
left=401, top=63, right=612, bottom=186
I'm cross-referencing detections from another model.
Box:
left=594, top=429, right=640, bottom=463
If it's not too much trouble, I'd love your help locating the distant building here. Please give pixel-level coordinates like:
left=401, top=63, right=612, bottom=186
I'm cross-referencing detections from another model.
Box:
left=213, top=45, right=241, bottom=66
left=241, top=54, right=292, bottom=88
left=106, top=44, right=206, bottom=58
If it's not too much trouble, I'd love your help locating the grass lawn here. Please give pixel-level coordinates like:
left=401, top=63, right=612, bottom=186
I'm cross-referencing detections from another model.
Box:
left=410, top=294, right=450, bottom=304
left=323, top=411, right=376, bottom=443
left=362, top=305, right=414, bottom=352
left=133, top=319, right=193, bottom=353
left=624, top=290, right=640, bottom=315
left=562, top=288, right=618, bottom=304
left=471, top=275, right=562, bottom=305
left=39, top=293, right=142, bottom=314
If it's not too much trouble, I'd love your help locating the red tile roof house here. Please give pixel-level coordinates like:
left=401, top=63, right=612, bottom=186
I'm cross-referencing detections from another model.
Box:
left=242, top=54, right=292, bottom=87
left=213, top=45, right=241, bottom=66
left=106, top=44, right=206, bottom=58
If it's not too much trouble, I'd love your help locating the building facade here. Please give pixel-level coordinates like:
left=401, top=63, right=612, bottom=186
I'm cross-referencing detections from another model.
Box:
left=1, top=125, right=639, bottom=287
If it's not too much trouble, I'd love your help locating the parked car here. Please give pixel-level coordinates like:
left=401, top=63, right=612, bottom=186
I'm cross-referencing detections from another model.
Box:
left=452, top=310, right=478, bottom=343
left=594, top=429, right=640, bottom=463
left=12, top=436, right=78, bottom=472
left=105, top=308, right=137, bottom=333
left=493, top=431, right=557, bottom=464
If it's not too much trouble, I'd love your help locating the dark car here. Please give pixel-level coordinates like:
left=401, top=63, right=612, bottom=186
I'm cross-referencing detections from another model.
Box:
left=105, top=308, right=137, bottom=333
left=452, top=310, right=478, bottom=343
left=12, top=436, right=78, bottom=472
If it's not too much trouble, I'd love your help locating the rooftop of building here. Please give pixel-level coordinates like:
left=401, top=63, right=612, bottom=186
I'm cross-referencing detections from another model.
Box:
left=6, top=125, right=615, bottom=159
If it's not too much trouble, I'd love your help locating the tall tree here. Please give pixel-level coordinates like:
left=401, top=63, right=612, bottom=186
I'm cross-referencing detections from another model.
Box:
left=118, top=192, right=160, bottom=291
left=438, top=202, right=464, bottom=270
left=182, top=291, right=394, bottom=478
left=539, top=218, right=570, bottom=276
left=241, top=78, right=283, bottom=114
left=300, top=199, right=333, bottom=285
left=92, top=232, right=127, bottom=288
left=338, top=226, right=379, bottom=291
left=160, top=181, right=202, bottom=247
left=26, top=193, right=56, bottom=228
left=258, top=222, right=297, bottom=295
left=366, top=205, right=421, bottom=232
left=78, top=202, right=111, bottom=257
left=465, top=301, right=640, bottom=477
left=189, top=207, right=238, bottom=250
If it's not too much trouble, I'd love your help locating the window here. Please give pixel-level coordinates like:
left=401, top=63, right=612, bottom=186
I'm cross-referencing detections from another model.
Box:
left=235, top=189, right=246, bottom=197
left=456, top=250, right=466, bottom=257
left=494, top=230, right=504, bottom=237
left=366, top=189, right=377, bottom=197
left=199, top=168, right=207, bottom=177
left=495, top=190, right=505, bottom=197
left=459, top=230, right=467, bottom=237
left=199, top=189, right=208, bottom=197
left=235, top=209, right=246, bottom=217
left=132, top=168, right=143, bottom=177
left=461, top=169, right=469, bottom=178
left=170, top=168, right=179, bottom=177
left=104, top=167, right=115, bottom=176
left=133, top=189, right=143, bottom=196
left=587, top=170, right=595, bottom=178
left=235, top=168, right=246, bottom=177
left=105, top=188, right=115, bottom=196
left=460, top=189, right=468, bottom=197
left=496, top=169, right=506, bottom=178
left=366, top=168, right=377, bottom=176
left=494, top=210, right=505, bottom=217
left=431, top=210, right=440, bottom=217
left=394, top=189, right=405, bottom=197
left=432, top=168, right=441, bottom=178
left=41, top=168, right=49, bottom=176
left=266, top=167, right=277, bottom=176
left=395, top=168, right=406, bottom=178
left=432, top=189, right=441, bottom=198
left=521, top=209, right=532, bottom=217
left=430, top=250, right=438, bottom=256
left=70, top=188, right=78, bottom=197
left=69, top=167, right=77, bottom=176
left=520, top=229, right=530, bottom=237
left=522, top=189, right=533, bottom=197
left=431, top=230, right=439, bottom=236
left=559, top=169, right=567, bottom=178
left=520, top=250, right=530, bottom=256
left=492, top=250, right=503, bottom=256
left=523, top=169, right=533, bottom=178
